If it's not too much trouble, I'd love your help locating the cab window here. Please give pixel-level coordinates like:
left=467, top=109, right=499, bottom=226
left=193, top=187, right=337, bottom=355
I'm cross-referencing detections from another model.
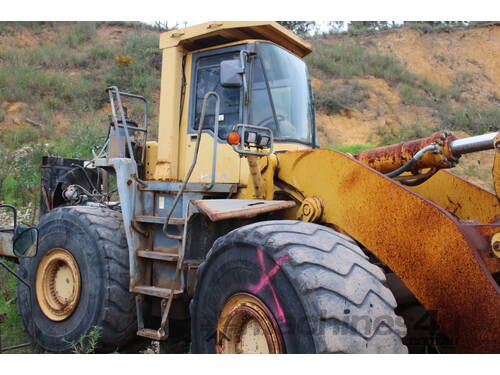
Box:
left=193, top=53, right=242, bottom=139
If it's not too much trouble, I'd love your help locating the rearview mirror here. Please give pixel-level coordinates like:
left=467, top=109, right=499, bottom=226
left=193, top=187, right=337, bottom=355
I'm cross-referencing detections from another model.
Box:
left=220, top=60, right=243, bottom=88
left=13, top=226, right=38, bottom=258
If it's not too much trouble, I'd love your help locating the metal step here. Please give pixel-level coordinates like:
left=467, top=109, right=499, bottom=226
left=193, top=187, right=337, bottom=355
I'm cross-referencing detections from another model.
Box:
left=134, top=215, right=184, bottom=225
left=137, top=250, right=179, bottom=262
left=132, top=285, right=183, bottom=298
left=136, top=328, right=166, bottom=341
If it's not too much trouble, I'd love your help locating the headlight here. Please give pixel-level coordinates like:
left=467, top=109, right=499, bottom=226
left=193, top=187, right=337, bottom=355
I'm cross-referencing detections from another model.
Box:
left=245, top=131, right=258, bottom=144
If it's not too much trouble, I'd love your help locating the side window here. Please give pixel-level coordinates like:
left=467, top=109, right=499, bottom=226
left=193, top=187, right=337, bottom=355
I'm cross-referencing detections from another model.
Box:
left=193, top=53, right=241, bottom=139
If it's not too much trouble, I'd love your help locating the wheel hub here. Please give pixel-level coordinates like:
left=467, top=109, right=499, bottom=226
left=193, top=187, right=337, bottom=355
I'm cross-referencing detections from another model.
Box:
left=216, top=293, right=283, bottom=354
left=35, top=248, right=81, bottom=321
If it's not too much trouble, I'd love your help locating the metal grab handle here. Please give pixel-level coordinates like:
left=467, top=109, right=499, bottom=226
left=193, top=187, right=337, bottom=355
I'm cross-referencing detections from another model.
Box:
left=204, top=92, right=221, bottom=190
left=162, top=91, right=220, bottom=240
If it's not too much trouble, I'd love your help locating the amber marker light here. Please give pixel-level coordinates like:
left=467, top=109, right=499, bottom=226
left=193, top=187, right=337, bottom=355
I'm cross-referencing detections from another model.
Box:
left=228, top=131, right=241, bottom=145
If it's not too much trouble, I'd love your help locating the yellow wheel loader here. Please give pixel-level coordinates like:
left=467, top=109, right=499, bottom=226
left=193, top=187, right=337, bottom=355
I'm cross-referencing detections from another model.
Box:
left=1, top=21, right=499, bottom=354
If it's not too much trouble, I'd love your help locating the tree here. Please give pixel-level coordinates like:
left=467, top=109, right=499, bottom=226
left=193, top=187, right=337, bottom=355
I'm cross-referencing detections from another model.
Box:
left=277, top=21, right=316, bottom=37
left=327, top=21, right=346, bottom=33
left=348, top=21, right=391, bottom=33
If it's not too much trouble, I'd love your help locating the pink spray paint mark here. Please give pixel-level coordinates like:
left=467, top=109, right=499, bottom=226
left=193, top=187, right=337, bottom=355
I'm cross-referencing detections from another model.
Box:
left=250, top=248, right=289, bottom=324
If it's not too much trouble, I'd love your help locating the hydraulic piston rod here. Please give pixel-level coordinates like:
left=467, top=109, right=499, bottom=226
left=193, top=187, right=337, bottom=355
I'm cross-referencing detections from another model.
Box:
left=449, top=132, right=498, bottom=156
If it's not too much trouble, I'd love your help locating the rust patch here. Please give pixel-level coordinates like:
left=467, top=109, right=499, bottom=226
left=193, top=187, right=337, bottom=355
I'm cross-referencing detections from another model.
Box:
left=355, top=131, right=458, bottom=174
left=277, top=148, right=500, bottom=353
left=339, top=169, right=361, bottom=193
left=193, top=199, right=296, bottom=222
left=493, top=148, right=500, bottom=202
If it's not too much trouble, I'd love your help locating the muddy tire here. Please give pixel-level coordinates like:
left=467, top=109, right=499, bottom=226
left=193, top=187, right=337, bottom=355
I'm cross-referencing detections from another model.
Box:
left=17, top=206, right=136, bottom=353
left=190, top=220, right=408, bottom=354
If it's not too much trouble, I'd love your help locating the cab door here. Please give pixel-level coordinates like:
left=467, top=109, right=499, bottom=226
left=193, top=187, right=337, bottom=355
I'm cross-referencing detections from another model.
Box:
left=179, top=45, right=246, bottom=184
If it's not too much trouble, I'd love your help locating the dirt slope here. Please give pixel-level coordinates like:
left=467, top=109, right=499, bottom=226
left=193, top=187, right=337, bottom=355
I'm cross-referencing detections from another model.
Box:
left=314, top=25, right=500, bottom=147
left=312, top=25, right=500, bottom=191
left=1, top=22, right=498, bottom=193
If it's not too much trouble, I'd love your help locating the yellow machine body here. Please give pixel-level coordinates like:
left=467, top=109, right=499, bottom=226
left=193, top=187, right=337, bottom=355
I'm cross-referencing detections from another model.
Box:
left=142, top=21, right=499, bottom=353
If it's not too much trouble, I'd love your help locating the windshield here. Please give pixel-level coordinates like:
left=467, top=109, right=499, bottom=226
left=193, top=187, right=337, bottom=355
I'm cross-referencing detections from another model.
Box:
left=249, top=42, right=314, bottom=144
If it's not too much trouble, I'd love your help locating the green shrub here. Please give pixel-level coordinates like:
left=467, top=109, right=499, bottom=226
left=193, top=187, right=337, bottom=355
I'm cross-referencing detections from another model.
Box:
left=65, top=22, right=97, bottom=48
left=374, top=123, right=434, bottom=145
left=453, top=71, right=475, bottom=89
left=89, top=44, right=115, bottom=62
left=101, top=32, right=161, bottom=100
left=315, top=81, right=370, bottom=114
left=307, top=42, right=417, bottom=87
left=331, top=143, right=373, bottom=154
left=0, top=144, right=47, bottom=206
left=399, top=84, right=424, bottom=105
left=49, top=114, right=107, bottom=159
left=63, top=326, right=102, bottom=354
left=307, top=42, right=464, bottom=113
left=0, top=45, right=89, bottom=70
left=123, top=32, right=161, bottom=68
left=0, top=64, right=103, bottom=112
left=439, top=106, right=500, bottom=134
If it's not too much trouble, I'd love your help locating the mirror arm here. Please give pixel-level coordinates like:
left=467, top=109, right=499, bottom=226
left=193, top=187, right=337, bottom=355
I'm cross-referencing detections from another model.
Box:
left=0, top=261, right=30, bottom=288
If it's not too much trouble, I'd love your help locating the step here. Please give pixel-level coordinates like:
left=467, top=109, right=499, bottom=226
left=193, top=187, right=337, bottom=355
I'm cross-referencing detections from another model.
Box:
left=137, top=250, right=179, bottom=262
left=134, top=215, right=184, bottom=225
left=136, top=328, right=166, bottom=341
left=132, top=285, right=183, bottom=298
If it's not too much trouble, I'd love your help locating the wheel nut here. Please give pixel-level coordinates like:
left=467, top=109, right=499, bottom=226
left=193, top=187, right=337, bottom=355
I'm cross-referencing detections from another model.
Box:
left=491, top=233, right=500, bottom=258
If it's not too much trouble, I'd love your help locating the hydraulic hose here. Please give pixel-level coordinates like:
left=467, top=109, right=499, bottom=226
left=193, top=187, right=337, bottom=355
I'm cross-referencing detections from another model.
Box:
left=399, top=168, right=438, bottom=186
left=385, top=144, right=438, bottom=178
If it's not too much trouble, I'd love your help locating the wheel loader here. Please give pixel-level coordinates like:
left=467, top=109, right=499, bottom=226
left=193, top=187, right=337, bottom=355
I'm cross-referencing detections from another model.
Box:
left=0, top=21, right=499, bottom=354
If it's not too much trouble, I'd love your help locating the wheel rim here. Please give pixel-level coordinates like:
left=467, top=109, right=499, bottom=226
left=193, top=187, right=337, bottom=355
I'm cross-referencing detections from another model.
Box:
left=35, top=248, right=81, bottom=321
left=216, top=293, right=284, bottom=354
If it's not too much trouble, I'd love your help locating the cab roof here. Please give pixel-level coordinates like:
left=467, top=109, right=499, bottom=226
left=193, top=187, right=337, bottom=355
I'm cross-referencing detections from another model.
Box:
left=159, top=21, right=313, bottom=58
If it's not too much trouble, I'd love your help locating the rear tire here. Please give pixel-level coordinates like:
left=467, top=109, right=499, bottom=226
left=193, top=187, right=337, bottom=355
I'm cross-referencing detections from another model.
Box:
left=17, top=206, right=136, bottom=353
left=190, top=220, right=407, bottom=354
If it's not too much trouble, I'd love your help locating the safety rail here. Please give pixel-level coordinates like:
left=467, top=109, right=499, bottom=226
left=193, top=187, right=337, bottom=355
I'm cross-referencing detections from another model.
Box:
left=106, top=86, right=148, bottom=166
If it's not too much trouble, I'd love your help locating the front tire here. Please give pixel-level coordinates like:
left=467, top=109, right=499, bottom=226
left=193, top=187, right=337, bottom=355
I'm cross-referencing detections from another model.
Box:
left=17, top=206, right=136, bottom=352
left=190, top=220, right=408, bottom=354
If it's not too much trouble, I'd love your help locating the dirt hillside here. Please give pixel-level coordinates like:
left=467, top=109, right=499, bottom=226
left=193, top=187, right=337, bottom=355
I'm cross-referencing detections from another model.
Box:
left=0, top=22, right=499, bottom=201
left=310, top=24, right=500, bottom=190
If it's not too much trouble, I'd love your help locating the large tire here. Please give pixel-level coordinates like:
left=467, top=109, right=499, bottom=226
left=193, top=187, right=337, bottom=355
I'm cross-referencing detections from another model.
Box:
left=17, top=206, right=136, bottom=352
left=190, top=220, right=408, bottom=354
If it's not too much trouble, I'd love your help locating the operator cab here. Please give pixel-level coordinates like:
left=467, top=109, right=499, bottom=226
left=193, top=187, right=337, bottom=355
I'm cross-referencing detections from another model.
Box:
left=192, top=41, right=316, bottom=145
left=148, top=21, right=315, bottom=182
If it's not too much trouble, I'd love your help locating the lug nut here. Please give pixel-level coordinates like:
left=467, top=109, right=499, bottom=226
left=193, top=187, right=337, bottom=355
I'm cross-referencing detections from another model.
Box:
left=490, top=233, right=500, bottom=258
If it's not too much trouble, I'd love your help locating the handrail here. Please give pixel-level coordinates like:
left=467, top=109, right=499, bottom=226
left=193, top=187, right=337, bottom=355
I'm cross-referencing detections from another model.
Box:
left=162, top=91, right=220, bottom=240
left=106, top=86, right=148, bottom=166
